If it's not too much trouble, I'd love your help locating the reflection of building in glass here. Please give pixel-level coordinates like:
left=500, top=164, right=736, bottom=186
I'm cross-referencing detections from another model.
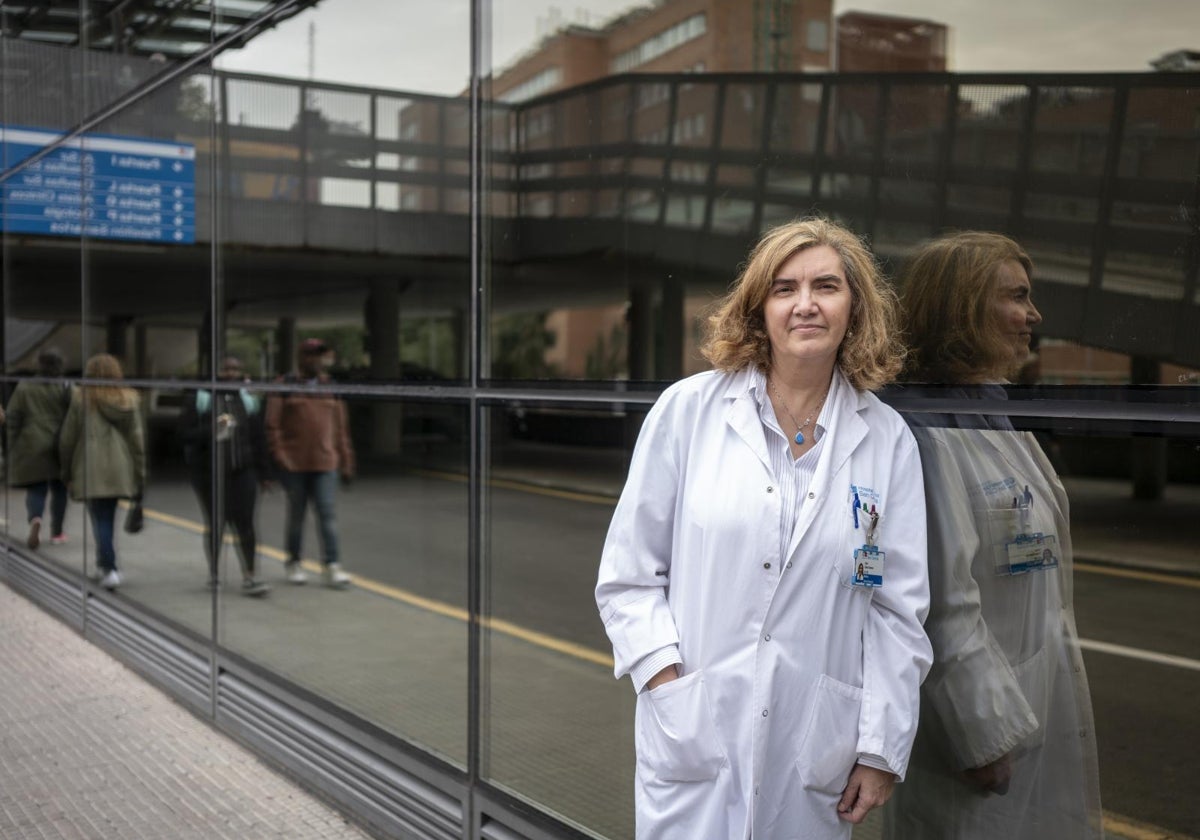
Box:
left=489, top=0, right=888, bottom=378
left=493, top=0, right=837, bottom=105
left=834, top=11, right=949, bottom=73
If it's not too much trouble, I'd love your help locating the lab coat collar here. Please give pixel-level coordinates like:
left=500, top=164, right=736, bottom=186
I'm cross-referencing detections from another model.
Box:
left=722, top=366, right=869, bottom=499
left=723, top=367, right=773, bottom=474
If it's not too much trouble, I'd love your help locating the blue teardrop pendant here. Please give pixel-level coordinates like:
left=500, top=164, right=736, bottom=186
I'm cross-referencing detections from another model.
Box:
left=794, top=430, right=805, bottom=445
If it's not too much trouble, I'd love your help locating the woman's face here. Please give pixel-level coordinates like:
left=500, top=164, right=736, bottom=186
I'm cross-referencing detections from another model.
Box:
left=763, top=245, right=853, bottom=370
left=987, top=259, right=1042, bottom=372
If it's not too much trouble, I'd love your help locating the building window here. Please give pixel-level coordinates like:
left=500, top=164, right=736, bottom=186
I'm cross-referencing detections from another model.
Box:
left=806, top=20, right=829, bottom=53
left=611, top=13, right=707, bottom=73
left=500, top=66, right=563, bottom=103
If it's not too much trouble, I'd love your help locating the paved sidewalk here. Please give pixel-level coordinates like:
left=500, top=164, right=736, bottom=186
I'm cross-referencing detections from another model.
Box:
left=0, top=582, right=375, bottom=840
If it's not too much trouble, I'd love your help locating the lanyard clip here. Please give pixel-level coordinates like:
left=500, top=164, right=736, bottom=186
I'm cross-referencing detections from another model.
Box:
left=865, top=506, right=879, bottom=547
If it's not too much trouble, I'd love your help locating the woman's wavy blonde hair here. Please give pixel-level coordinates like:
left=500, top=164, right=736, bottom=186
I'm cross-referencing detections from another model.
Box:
left=82, top=353, right=137, bottom=411
left=899, top=232, right=1033, bottom=384
left=700, top=217, right=904, bottom=391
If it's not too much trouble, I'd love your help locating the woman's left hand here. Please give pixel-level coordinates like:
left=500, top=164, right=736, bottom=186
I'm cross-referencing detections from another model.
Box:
left=836, top=763, right=896, bottom=824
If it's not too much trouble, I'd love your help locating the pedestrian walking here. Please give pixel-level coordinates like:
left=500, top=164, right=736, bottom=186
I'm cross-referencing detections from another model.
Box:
left=180, top=355, right=271, bottom=597
left=265, top=338, right=355, bottom=589
left=58, top=354, right=146, bottom=591
left=7, top=349, right=72, bottom=549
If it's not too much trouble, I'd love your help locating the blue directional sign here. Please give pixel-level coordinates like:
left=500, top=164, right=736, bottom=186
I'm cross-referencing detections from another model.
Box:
left=1, top=126, right=196, bottom=245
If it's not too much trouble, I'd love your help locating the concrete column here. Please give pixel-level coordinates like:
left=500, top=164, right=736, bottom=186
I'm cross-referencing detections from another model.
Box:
left=627, top=281, right=655, bottom=381
left=275, top=317, right=296, bottom=376
left=658, top=275, right=684, bottom=380
left=1130, top=356, right=1166, bottom=501
left=367, top=278, right=400, bottom=380
left=105, top=316, right=129, bottom=363
left=366, top=279, right=402, bottom=457
left=133, top=324, right=148, bottom=377
left=454, top=308, right=469, bottom=380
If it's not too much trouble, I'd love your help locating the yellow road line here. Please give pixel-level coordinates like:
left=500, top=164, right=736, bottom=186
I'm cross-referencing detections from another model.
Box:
left=413, top=468, right=617, bottom=506
left=484, top=616, right=613, bottom=668
left=140, top=504, right=614, bottom=667
left=1076, top=561, right=1200, bottom=590
left=1104, top=810, right=1197, bottom=840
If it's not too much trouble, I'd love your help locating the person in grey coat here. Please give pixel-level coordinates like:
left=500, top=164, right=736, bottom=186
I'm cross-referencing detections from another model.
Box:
left=7, top=349, right=73, bottom=549
left=59, top=354, right=147, bottom=591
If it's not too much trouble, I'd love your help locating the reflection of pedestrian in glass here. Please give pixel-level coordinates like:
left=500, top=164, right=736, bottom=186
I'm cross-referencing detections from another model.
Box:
left=58, top=354, right=146, bottom=591
left=265, top=338, right=355, bottom=589
left=883, top=233, right=1101, bottom=839
left=7, top=349, right=72, bottom=549
left=181, top=356, right=270, bottom=597
left=596, top=219, right=931, bottom=838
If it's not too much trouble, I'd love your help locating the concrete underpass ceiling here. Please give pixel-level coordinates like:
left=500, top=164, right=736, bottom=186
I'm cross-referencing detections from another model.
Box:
left=2, top=239, right=470, bottom=325
left=0, top=1, right=324, bottom=60
left=4, top=232, right=1199, bottom=367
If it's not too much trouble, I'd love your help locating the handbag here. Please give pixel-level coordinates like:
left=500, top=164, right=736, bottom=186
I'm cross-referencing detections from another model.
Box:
left=124, top=498, right=145, bottom=534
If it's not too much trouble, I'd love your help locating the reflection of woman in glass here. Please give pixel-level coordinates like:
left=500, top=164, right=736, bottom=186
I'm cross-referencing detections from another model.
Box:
left=884, top=233, right=1101, bottom=839
left=58, top=354, right=146, bottom=591
left=597, top=219, right=931, bottom=839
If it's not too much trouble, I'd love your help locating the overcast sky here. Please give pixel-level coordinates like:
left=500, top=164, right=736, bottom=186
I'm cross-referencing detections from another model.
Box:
left=215, top=0, right=1200, bottom=94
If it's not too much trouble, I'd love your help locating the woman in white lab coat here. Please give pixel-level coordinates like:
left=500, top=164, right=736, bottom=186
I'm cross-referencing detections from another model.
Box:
left=882, top=232, right=1103, bottom=839
left=596, top=218, right=932, bottom=840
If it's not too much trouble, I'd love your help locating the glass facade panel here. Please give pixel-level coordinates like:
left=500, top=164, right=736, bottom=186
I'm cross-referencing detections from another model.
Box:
left=481, top=402, right=638, bottom=837
left=3, top=3, right=1200, bottom=839
left=218, top=393, right=470, bottom=764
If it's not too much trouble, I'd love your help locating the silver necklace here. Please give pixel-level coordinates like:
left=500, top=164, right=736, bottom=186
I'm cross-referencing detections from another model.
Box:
left=769, top=377, right=829, bottom=446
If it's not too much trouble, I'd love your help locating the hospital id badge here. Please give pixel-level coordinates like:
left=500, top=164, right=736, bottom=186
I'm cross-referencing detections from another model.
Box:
left=999, top=533, right=1059, bottom=576
left=851, top=546, right=885, bottom=588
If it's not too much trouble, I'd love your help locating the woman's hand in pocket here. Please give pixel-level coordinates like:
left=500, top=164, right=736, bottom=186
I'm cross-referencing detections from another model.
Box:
left=962, top=753, right=1012, bottom=795
left=645, top=665, right=680, bottom=691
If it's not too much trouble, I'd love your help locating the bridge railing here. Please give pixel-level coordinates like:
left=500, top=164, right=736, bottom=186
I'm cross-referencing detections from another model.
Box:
left=157, top=68, right=1200, bottom=308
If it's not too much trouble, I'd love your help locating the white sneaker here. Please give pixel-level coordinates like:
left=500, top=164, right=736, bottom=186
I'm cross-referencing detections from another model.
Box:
left=322, top=563, right=350, bottom=589
left=99, top=570, right=121, bottom=590
left=284, top=561, right=307, bottom=584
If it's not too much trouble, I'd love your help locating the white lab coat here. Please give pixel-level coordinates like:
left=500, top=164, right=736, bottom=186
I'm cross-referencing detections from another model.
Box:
left=883, top=418, right=1103, bottom=839
left=596, top=368, right=932, bottom=840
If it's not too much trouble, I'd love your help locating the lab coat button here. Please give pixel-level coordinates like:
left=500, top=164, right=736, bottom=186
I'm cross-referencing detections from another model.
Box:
left=786, top=561, right=793, bottom=569
left=763, top=562, right=771, bottom=569
left=766, top=486, right=774, bottom=493
left=764, top=634, right=771, bottom=641
left=762, top=709, right=769, bottom=717
left=808, top=492, right=815, bottom=499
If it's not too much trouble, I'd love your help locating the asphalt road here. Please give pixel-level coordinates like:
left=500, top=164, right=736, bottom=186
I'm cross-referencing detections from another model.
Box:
left=132, top=463, right=1199, bottom=837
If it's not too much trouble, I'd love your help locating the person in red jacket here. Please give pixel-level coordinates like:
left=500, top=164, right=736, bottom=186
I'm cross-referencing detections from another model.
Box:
left=264, top=338, right=356, bottom=589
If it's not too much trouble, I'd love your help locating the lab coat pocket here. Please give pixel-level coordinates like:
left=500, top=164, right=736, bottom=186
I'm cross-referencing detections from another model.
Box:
left=1011, top=646, right=1050, bottom=750
left=637, top=671, right=727, bottom=783
left=795, top=674, right=863, bottom=794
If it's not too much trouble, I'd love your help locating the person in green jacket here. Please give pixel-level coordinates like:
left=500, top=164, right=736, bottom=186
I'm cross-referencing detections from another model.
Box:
left=7, top=349, right=72, bottom=549
left=58, top=354, right=147, bottom=591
